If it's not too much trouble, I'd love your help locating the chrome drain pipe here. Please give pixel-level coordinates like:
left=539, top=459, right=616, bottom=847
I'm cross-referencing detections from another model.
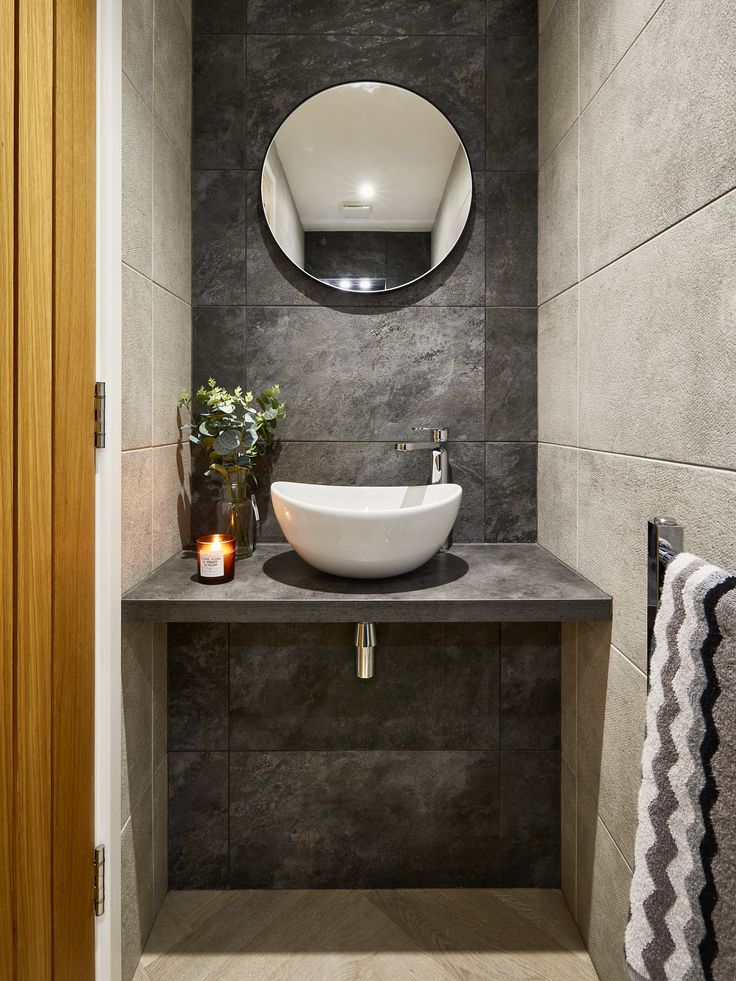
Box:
left=354, top=622, right=377, bottom=679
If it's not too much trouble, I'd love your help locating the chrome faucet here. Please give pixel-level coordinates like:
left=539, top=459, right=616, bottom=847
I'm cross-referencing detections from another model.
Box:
left=395, top=427, right=451, bottom=549
left=395, top=427, right=449, bottom=484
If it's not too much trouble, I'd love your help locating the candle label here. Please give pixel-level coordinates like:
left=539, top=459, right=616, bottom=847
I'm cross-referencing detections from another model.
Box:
left=200, top=551, right=225, bottom=578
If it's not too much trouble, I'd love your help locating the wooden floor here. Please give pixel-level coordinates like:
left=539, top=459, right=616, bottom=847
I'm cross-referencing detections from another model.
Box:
left=136, top=889, right=598, bottom=981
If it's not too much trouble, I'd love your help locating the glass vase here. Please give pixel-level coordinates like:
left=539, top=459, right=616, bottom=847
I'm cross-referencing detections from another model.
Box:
left=216, top=473, right=256, bottom=559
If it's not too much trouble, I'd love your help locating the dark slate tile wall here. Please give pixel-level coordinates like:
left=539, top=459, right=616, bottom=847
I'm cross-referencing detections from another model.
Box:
left=178, top=0, right=544, bottom=894
left=168, top=621, right=560, bottom=889
left=190, top=0, right=538, bottom=544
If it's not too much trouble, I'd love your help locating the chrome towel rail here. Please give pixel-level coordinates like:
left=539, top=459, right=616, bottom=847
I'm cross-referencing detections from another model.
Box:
left=647, top=516, right=685, bottom=679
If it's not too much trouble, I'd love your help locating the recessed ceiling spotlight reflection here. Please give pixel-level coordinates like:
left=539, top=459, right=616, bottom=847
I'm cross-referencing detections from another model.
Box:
left=358, top=183, right=375, bottom=200
left=338, top=279, right=352, bottom=289
left=358, top=278, right=372, bottom=290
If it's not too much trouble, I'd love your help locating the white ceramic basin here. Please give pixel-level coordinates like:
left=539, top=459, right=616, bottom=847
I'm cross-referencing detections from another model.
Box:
left=270, top=481, right=463, bottom=579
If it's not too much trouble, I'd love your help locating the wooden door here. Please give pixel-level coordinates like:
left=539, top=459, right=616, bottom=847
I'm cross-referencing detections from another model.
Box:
left=1, top=0, right=96, bottom=977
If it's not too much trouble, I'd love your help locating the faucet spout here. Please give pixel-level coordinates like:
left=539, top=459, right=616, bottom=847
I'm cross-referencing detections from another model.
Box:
left=394, top=427, right=451, bottom=547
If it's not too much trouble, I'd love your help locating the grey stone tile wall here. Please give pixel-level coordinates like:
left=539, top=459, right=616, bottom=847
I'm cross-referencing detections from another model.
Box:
left=537, top=0, right=736, bottom=977
left=168, top=621, right=561, bottom=889
left=121, top=0, right=191, bottom=976
left=191, top=0, right=539, bottom=544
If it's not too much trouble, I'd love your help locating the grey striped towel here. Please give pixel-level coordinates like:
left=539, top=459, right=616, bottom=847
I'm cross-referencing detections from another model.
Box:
left=625, top=552, right=736, bottom=981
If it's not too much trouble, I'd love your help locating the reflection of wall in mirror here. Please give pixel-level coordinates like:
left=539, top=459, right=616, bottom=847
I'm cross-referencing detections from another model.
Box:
left=264, top=146, right=305, bottom=267
left=431, top=145, right=472, bottom=268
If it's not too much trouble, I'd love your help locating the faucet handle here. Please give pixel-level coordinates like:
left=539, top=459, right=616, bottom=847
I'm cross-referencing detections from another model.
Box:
left=413, top=426, right=448, bottom=443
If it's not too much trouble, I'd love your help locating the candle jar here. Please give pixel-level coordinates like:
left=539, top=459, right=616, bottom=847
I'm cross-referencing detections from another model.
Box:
left=196, top=534, right=236, bottom=584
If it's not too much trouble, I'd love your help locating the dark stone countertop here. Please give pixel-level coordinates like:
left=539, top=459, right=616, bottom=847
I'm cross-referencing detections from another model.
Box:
left=121, top=543, right=612, bottom=623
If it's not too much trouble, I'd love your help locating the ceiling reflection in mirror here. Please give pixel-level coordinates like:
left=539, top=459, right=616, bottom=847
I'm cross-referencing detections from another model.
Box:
left=261, top=82, right=473, bottom=294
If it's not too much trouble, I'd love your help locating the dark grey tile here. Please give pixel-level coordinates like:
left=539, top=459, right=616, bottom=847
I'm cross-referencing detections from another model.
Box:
left=486, top=171, right=537, bottom=307
left=485, top=442, right=537, bottom=542
left=193, top=35, right=246, bottom=170
left=252, top=440, right=485, bottom=544
left=385, top=233, right=432, bottom=288
left=486, top=33, right=537, bottom=170
left=168, top=623, right=229, bottom=750
left=230, top=750, right=500, bottom=887
left=247, top=0, right=486, bottom=36
left=230, top=622, right=500, bottom=750
left=192, top=169, right=246, bottom=305
left=486, top=0, right=537, bottom=36
left=500, top=750, right=560, bottom=886
left=304, top=232, right=387, bottom=281
left=190, top=443, right=220, bottom=540
left=192, top=306, right=246, bottom=394
left=500, top=622, right=560, bottom=750
left=193, top=0, right=245, bottom=34
left=246, top=171, right=485, bottom=308
left=485, top=307, right=537, bottom=441
left=245, top=306, right=485, bottom=441
left=245, top=35, right=485, bottom=171
left=168, top=751, right=229, bottom=889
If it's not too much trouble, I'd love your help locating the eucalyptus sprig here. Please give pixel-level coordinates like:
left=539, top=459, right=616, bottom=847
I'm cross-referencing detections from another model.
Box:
left=178, top=379, right=285, bottom=500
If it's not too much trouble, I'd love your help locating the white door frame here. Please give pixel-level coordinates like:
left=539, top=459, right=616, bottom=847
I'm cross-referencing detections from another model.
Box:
left=95, top=0, right=123, bottom=977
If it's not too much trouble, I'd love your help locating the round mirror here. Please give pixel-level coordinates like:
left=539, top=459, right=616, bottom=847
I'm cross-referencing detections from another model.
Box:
left=261, top=81, right=473, bottom=294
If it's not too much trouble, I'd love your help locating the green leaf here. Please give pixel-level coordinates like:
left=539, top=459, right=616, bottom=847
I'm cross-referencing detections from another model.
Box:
left=213, top=429, right=241, bottom=455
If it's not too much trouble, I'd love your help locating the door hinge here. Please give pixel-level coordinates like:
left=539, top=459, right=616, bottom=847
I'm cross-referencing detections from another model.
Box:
left=94, top=381, right=106, bottom=448
left=93, top=844, right=105, bottom=916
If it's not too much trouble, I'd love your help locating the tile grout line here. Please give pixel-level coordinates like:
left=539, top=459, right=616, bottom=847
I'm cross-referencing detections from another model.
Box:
left=538, top=440, right=736, bottom=478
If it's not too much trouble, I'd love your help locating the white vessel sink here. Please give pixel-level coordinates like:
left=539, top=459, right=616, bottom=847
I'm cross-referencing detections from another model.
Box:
left=270, top=481, right=463, bottom=579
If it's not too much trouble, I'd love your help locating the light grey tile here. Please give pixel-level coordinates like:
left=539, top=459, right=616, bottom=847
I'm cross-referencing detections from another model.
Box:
left=577, top=624, right=646, bottom=866
left=577, top=785, right=632, bottom=981
left=560, top=621, right=577, bottom=771
left=538, top=285, right=578, bottom=445
left=152, top=123, right=191, bottom=303
left=485, top=442, right=537, bottom=543
left=122, top=265, right=153, bottom=451
left=153, top=0, right=192, bottom=161
left=152, top=757, right=168, bottom=914
left=121, top=621, right=153, bottom=826
left=122, top=449, right=153, bottom=593
left=245, top=306, right=485, bottom=441
left=152, top=285, right=191, bottom=446
left=121, top=788, right=154, bottom=981
left=579, top=0, right=736, bottom=277
left=538, top=0, right=578, bottom=166
left=486, top=171, right=537, bottom=307
left=539, top=0, right=558, bottom=33
left=537, top=442, right=577, bottom=568
left=122, top=75, right=153, bottom=278
left=577, top=449, right=736, bottom=672
left=486, top=308, right=537, bottom=443
left=123, top=0, right=153, bottom=109
left=152, top=622, right=168, bottom=769
left=561, top=756, right=576, bottom=919
left=579, top=191, right=736, bottom=470
left=579, top=0, right=664, bottom=110
left=538, top=121, right=578, bottom=304
left=151, top=444, right=191, bottom=571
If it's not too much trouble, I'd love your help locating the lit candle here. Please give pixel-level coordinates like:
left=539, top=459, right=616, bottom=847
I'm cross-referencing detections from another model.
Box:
left=196, top=534, right=236, bottom=584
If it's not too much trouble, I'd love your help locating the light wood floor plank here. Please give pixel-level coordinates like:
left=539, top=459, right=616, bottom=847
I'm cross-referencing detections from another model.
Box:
left=142, top=889, right=599, bottom=981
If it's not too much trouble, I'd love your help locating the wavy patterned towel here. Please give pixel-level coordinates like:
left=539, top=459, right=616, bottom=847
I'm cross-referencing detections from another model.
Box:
left=625, top=552, right=736, bottom=981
